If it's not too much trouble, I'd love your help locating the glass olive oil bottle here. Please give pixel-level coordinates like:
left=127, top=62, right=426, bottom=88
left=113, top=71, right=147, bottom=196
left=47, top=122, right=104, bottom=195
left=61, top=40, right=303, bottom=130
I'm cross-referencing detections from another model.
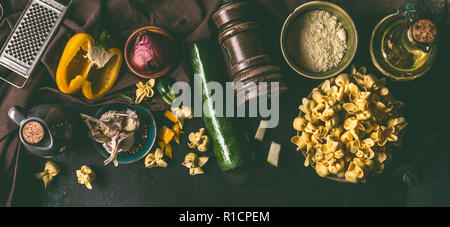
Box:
left=370, top=4, right=437, bottom=81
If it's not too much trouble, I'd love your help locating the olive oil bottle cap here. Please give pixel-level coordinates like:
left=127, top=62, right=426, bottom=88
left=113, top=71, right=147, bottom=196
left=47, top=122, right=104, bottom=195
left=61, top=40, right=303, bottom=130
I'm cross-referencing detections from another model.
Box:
left=411, top=19, right=436, bottom=43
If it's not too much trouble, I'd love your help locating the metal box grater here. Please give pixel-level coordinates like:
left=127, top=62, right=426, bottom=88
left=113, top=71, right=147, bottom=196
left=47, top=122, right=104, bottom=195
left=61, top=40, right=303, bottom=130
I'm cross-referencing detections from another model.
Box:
left=0, top=0, right=71, bottom=88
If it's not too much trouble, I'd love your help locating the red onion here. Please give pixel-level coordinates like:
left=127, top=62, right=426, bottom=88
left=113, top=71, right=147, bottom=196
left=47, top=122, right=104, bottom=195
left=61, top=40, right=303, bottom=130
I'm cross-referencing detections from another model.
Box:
left=131, top=31, right=171, bottom=73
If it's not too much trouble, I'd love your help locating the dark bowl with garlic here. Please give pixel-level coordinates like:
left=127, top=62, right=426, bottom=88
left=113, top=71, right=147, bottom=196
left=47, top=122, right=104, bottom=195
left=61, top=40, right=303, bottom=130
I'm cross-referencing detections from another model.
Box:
left=82, top=103, right=157, bottom=166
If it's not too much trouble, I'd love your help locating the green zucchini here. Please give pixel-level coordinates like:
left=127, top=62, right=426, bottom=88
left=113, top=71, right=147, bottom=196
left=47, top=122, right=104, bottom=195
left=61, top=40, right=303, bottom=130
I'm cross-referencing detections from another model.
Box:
left=189, top=42, right=253, bottom=171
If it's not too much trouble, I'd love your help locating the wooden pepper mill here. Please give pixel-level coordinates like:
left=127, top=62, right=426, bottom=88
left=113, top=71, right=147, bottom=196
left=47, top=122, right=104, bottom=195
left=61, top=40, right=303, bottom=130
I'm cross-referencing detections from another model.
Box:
left=212, top=0, right=287, bottom=104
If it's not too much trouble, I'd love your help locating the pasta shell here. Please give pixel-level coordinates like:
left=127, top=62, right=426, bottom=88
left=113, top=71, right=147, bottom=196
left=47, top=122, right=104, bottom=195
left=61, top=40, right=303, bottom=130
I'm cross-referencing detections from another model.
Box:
left=321, top=80, right=331, bottom=94
left=306, top=98, right=317, bottom=110
left=355, top=99, right=369, bottom=110
left=320, top=144, right=330, bottom=153
left=388, top=133, right=398, bottom=142
left=344, top=117, right=358, bottom=130
left=299, top=105, right=309, bottom=114
left=304, top=122, right=317, bottom=134
left=350, top=140, right=360, bottom=154
left=325, top=118, right=335, bottom=129
left=315, top=163, right=329, bottom=177
left=328, top=158, right=336, bottom=167
left=312, top=90, right=325, bottom=104
left=315, top=151, right=324, bottom=162
left=313, top=103, right=325, bottom=113
left=323, top=103, right=334, bottom=116
left=302, top=131, right=312, bottom=143
left=335, top=87, right=344, bottom=101
left=315, top=126, right=328, bottom=139
left=388, top=117, right=406, bottom=128
left=293, top=117, right=306, bottom=131
left=379, top=87, right=389, bottom=96
left=350, top=65, right=357, bottom=74
left=304, top=154, right=310, bottom=167
left=362, top=138, right=375, bottom=147
left=328, top=165, right=339, bottom=175
left=341, top=130, right=353, bottom=143
left=353, top=157, right=365, bottom=168
left=291, top=135, right=305, bottom=149
left=336, top=159, right=345, bottom=172
left=347, top=161, right=357, bottom=172
left=377, top=152, right=387, bottom=163
left=355, top=167, right=364, bottom=179
left=304, top=113, right=312, bottom=122
left=345, top=170, right=358, bottom=183
left=325, top=152, right=334, bottom=161
left=343, top=103, right=358, bottom=114
left=329, top=85, right=338, bottom=97
left=334, top=149, right=345, bottom=159
left=359, top=91, right=371, bottom=99
left=357, top=110, right=371, bottom=120
left=327, top=138, right=340, bottom=152
left=365, top=148, right=375, bottom=160
left=358, top=67, right=367, bottom=75
left=363, top=74, right=376, bottom=89
left=330, top=127, right=343, bottom=139
left=356, top=150, right=365, bottom=158
left=335, top=73, right=350, bottom=87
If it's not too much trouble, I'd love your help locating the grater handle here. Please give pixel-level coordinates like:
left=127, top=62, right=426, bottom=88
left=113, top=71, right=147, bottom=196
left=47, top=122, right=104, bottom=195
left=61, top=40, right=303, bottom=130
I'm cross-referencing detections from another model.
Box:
left=0, top=73, right=29, bottom=89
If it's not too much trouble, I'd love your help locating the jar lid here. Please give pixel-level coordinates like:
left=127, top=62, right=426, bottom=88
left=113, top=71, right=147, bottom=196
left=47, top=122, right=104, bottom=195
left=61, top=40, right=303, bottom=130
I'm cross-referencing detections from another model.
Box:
left=22, top=121, right=44, bottom=144
left=411, top=19, right=437, bottom=43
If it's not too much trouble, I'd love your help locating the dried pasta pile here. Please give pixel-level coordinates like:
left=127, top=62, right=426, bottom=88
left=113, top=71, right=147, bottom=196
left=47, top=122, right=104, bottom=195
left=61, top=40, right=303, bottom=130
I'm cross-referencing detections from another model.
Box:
left=291, top=66, right=407, bottom=183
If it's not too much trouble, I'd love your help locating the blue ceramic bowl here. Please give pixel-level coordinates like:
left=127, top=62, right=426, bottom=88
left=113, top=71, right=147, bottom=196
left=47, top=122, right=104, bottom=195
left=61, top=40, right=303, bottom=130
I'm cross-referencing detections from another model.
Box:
left=93, top=103, right=157, bottom=164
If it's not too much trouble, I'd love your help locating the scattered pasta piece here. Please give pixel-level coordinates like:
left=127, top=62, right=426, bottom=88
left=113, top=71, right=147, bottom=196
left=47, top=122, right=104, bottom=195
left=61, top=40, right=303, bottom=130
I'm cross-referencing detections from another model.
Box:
left=35, top=161, right=60, bottom=188
left=145, top=148, right=168, bottom=168
left=135, top=79, right=155, bottom=104
left=182, top=153, right=209, bottom=175
left=171, top=106, right=193, bottom=129
left=76, top=165, right=96, bottom=189
left=188, top=128, right=210, bottom=152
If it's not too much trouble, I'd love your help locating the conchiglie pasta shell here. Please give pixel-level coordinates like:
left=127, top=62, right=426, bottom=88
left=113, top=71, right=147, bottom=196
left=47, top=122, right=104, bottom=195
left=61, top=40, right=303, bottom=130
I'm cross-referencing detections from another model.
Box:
left=344, top=117, right=358, bottom=130
left=335, top=74, right=350, bottom=87
left=315, top=163, right=329, bottom=177
left=293, top=117, right=306, bottom=131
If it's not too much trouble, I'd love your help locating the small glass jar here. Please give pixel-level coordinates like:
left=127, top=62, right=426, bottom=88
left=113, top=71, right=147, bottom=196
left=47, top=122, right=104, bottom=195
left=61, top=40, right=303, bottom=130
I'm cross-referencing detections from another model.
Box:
left=370, top=4, right=438, bottom=81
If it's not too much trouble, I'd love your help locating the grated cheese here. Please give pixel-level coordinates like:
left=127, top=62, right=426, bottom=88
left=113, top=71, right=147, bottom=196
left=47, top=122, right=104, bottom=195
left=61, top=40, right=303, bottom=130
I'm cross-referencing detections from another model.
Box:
left=295, top=10, right=347, bottom=72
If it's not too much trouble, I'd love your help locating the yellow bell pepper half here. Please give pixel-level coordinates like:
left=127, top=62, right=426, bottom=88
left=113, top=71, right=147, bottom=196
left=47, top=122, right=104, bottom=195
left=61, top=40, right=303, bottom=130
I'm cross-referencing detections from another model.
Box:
left=56, top=33, right=123, bottom=100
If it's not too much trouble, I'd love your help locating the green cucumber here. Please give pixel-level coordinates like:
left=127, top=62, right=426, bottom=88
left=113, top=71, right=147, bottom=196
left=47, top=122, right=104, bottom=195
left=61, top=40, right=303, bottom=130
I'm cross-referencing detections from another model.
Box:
left=189, top=42, right=253, bottom=171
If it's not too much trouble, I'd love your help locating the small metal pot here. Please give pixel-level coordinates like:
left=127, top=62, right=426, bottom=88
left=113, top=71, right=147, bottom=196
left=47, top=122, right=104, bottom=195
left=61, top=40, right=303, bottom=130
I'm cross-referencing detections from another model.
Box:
left=8, top=104, right=77, bottom=158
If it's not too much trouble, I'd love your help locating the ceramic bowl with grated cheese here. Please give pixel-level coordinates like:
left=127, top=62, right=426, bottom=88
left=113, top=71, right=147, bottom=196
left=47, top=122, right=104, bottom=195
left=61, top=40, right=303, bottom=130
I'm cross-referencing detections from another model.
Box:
left=281, top=1, right=358, bottom=79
